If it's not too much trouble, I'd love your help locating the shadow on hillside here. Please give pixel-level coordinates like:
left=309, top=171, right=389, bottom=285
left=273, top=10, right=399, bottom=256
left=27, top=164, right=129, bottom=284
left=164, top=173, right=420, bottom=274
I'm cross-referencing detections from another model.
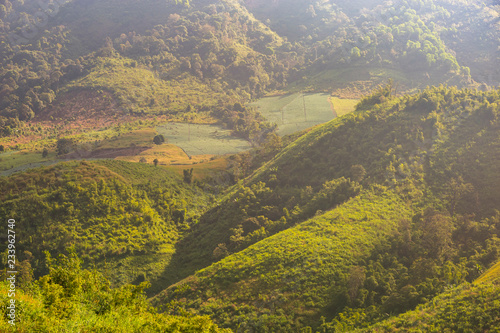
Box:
left=146, top=203, right=235, bottom=297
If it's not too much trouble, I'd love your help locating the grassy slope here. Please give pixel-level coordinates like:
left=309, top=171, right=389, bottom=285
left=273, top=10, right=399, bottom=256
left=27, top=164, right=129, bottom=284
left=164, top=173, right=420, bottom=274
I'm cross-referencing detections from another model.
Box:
left=153, top=190, right=412, bottom=330
left=148, top=87, right=500, bottom=331
left=475, top=260, right=500, bottom=285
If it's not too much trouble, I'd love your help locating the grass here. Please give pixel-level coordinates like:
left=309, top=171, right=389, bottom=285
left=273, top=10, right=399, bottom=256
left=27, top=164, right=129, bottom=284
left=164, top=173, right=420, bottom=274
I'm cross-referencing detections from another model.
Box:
left=329, top=97, right=359, bottom=117
left=251, top=92, right=335, bottom=135
left=0, top=150, right=56, bottom=173
left=97, top=128, right=157, bottom=149
left=156, top=123, right=252, bottom=156
left=115, top=143, right=230, bottom=180
left=475, top=260, right=500, bottom=285
left=164, top=158, right=228, bottom=181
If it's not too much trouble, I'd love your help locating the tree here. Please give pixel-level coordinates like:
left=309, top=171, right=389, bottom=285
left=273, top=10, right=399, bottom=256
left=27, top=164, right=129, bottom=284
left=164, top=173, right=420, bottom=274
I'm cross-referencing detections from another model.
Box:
left=420, top=209, right=454, bottom=260
left=350, top=47, right=361, bottom=61
left=153, top=134, right=165, bottom=145
left=351, top=165, right=366, bottom=182
left=56, top=138, right=75, bottom=156
left=183, top=168, right=193, bottom=184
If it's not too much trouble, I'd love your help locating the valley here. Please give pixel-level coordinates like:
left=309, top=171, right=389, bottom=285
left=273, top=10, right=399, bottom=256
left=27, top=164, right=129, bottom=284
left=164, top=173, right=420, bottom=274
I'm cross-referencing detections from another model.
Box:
left=0, top=0, right=499, bottom=331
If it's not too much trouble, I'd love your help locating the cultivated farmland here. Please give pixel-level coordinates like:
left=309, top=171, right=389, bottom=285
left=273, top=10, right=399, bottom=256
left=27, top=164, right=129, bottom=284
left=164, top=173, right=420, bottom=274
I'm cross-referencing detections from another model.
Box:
left=156, top=123, right=252, bottom=156
left=251, top=93, right=355, bottom=135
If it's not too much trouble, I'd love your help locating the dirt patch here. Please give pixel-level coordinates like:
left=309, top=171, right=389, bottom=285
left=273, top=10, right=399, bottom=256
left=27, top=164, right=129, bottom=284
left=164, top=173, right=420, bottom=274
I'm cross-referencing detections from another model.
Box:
left=34, top=89, right=126, bottom=125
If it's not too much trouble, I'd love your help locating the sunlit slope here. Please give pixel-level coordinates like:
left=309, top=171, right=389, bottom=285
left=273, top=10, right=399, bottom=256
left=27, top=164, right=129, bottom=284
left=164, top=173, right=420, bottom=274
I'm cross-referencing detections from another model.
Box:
left=152, top=87, right=500, bottom=304
left=66, top=57, right=231, bottom=113
left=249, top=86, right=500, bottom=215
left=475, top=260, right=500, bottom=285
left=153, top=190, right=412, bottom=331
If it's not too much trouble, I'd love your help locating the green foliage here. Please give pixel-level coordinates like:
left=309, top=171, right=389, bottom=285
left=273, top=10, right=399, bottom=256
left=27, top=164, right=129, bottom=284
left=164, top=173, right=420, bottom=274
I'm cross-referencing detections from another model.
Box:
left=183, top=168, right=193, bottom=184
left=0, top=251, right=231, bottom=332
left=154, top=190, right=412, bottom=330
left=153, top=134, right=165, bottom=145
left=152, top=86, right=500, bottom=331
left=0, top=160, right=211, bottom=283
left=56, top=138, right=75, bottom=156
left=357, top=282, right=500, bottom=333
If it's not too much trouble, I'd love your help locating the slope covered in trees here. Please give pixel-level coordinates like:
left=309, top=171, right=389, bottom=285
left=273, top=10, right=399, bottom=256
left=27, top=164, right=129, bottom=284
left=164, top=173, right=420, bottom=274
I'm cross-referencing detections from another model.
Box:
left=356, top=260, right=500, bottom=333
left=0, top=159, right=213, bottom=287
left=0, top=0, right=495, bottom=134
left=150, top=86, right=500, bottom=331
left=1, top=0, right=499, bottom=331
left=2, top=84, right=499, bottom=331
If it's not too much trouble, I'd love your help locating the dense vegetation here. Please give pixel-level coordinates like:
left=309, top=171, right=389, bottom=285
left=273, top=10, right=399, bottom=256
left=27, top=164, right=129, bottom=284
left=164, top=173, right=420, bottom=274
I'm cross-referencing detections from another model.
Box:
left=0, top=252, right=230, bottom=332
left=1, top=0, right=499, bottom=331
left=150, top=86, right=500, bottom=331
left=2, top=85, right=499, bottom=332
left=355, top=265, right=500, bottom=333
left=1, top=0, right=496, bottom=139
left=0, top=160, right=213, bottom=286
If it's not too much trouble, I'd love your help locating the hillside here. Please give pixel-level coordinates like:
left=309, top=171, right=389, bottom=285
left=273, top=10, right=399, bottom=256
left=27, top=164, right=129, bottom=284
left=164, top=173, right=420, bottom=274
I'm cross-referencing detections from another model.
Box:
left=149, top=86, right=500, bottom=331
left=0, top=0, right=499, bottom=331
left=0, top=160, right=214, bottom=287
left=353, top=260, right=500, bottom=332
left=153, top=190, right=413, bottom=330
left=1, top=0, right=495, bottom=130
left=2, top=86, right=499, bottom=332
left=0, top=252, right=230, bottom=332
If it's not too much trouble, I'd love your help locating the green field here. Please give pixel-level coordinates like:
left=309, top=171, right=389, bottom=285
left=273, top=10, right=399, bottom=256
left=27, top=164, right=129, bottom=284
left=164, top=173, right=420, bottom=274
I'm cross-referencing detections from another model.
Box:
left=156, top=123, right=252, bottom=156
left=251, top=93, right=337, bottom=135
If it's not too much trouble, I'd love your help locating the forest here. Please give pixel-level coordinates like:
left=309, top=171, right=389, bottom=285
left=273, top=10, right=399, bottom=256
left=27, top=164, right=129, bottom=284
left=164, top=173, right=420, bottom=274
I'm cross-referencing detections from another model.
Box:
left=0, top=0, right=499, bottom=332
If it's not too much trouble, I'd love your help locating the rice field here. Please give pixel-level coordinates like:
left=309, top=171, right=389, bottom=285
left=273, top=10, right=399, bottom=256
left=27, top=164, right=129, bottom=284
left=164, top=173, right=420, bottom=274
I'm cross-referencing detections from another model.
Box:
left=156, top=123, right=252, bottom=156
left=251, top=93, right=343, bottom=135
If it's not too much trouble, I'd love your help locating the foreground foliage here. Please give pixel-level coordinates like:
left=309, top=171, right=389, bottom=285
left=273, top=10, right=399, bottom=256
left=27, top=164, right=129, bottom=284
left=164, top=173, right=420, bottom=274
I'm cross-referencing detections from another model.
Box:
left=0, top=252, right=230, bottom=332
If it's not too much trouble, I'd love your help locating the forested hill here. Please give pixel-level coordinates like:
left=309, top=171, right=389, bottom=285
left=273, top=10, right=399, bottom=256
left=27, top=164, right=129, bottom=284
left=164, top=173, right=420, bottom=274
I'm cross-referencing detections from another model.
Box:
left=1, top=85, right=499, bottom=330
left=1, top=0, right=499, bottom=331
left=151, top=86, right=500, bottom=331
left=0, top=0, right=497, bottom=128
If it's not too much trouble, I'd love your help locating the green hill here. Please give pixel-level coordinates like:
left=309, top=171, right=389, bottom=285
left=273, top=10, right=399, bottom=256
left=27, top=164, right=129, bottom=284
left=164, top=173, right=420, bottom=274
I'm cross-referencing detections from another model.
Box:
left=475, top=260, right=500, bottom=285
left=153, top=189, right=412, bottom=330
left=0, top=159, right=213, bottom=286
left=0, top=1, right=499, bottom=328
left=149, top=86, right=500, bottom=331
left=2, top=84, right=499, bottom=331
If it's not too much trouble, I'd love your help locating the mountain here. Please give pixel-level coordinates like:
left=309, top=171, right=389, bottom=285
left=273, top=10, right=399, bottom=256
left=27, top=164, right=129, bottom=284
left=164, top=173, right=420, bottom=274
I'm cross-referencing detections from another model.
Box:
left=1, top=0, right=499, bottom=331
left=0, top=159, right=213, bottom=287
left=149, top=86, right=500, bottom=331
